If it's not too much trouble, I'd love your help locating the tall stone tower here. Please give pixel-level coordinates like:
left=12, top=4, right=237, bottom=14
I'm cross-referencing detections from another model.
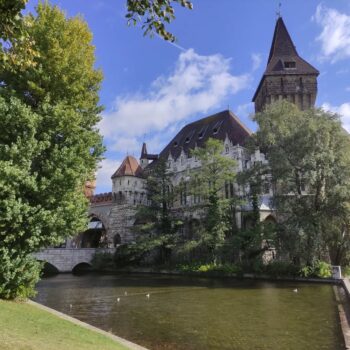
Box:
left=253, top=17, right=319, bottom=113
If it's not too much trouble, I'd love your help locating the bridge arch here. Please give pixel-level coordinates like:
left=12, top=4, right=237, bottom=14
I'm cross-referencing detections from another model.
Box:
left=39, top=260, right=59, bottom=275
left=72, top=262, right=92, bottom=274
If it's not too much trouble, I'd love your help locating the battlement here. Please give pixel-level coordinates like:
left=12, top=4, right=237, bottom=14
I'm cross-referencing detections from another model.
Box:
left=90, top=192, right=113, bottom=204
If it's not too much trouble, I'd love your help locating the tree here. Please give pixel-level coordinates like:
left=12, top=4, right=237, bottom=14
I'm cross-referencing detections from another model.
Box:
left=236, top=162, right=276, bottom=266
left=190, top=138, right=237, bottom=263
left=126, top=0, right=193, bottom=42
left=254, top=100, right=350, bottom=266
left=0, top=3, right=103, bottom=299
left=133, top=158, right=180, bottom=264
left=0, top=0, right=36, bottom=71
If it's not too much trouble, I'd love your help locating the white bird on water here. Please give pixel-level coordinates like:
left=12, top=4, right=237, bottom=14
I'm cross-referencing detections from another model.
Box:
left=146, top=293, right=150, bottom=299
left=293, top=288, right=298, bottom=293
left=117, top=297, right=120, bottom=302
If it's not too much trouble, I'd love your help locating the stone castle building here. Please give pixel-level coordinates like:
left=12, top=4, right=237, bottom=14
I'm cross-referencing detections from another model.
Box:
left=77, top=17, right=319, bottom=248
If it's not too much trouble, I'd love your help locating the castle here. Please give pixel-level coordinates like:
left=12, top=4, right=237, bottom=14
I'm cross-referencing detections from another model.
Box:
left=74, top=17, right=319, bottom=248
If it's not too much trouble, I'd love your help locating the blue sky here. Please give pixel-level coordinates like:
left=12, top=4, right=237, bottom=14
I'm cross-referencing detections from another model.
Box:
left=26, top=0, right=350, bottom=193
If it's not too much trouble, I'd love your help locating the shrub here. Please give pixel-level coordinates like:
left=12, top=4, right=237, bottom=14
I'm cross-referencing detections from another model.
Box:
left=314, top=261, right=332, bottom=278
left=91, top=252, right=115, bottom=270
left=264, top=261, right=300, bottom=277
left=0, top=249, right=42, bottom=300
left=342, top=266, right=350, bottom=277
left=177, top=262, right=241, bottom=275
left=299, top=261, right=332, bottom=278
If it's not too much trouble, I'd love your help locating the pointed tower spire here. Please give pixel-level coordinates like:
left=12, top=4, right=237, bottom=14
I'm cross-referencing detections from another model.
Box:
left=140, top=142, right=149, bottom=169
left=141, top=142, right=148, bottom=158
left=253, top=17, right=319, bottom=112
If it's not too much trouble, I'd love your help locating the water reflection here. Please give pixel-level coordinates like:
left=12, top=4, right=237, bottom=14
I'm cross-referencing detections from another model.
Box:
left=35, top=274, right=344, bottom=350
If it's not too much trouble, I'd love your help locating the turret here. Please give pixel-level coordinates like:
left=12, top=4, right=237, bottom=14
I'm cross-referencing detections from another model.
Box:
left=140, top=143, right=149, bottom=169
left=253, top=17, right=319, bottom=112
left=111, top=155, right=146, bottom=205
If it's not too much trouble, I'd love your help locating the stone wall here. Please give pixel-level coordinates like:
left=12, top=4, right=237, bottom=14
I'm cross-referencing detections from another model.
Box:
left=254, top=75, right=318, bottom=112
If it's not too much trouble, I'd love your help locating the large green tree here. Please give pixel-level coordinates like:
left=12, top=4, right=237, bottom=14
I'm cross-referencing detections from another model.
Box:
left=0, top=3, right=103, bottom=299
left=190, top=138, right=237, bottom=263
left=254, top=101, right=350, bottom=265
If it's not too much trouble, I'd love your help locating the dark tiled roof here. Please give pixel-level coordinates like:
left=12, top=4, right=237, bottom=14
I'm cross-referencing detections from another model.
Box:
left=253, top=17, right=319, bottom=101
left=111, top=155, right=143, bottom=178
left=156, top=110, right=251, bottom=161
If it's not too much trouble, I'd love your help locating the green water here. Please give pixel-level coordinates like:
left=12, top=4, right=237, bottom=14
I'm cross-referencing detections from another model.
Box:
left=35, top=274, right=344, bottom=350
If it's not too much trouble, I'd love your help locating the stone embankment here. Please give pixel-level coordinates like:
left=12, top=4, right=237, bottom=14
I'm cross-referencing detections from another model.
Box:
left=338, top=279, right=350, bottom=349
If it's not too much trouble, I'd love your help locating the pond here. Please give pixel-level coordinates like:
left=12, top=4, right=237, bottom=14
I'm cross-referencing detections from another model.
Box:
left=35, top=274, right=345, bottom=350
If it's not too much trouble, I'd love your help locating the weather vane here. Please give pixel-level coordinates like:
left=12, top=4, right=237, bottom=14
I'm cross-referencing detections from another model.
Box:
left=276, top=2, right=282, bottom=19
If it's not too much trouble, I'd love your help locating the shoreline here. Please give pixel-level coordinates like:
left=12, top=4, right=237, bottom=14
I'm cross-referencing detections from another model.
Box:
left=28, top=300, right=149, bottom=350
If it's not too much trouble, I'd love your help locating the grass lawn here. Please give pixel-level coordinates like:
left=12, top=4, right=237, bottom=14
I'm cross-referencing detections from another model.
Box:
left=0, top=300, right=130, bottom=350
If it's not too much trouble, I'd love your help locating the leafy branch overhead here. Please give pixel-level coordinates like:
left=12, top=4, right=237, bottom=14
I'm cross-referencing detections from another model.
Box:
left=126, top=0, right=193, bottom=42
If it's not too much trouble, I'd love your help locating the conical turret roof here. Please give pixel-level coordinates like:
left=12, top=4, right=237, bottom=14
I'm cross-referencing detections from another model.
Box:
left=111, top=155, right=143, bottom=178
left=253, top=17, right=319, bottom=101
left=265, top=17, right=319, bottom=76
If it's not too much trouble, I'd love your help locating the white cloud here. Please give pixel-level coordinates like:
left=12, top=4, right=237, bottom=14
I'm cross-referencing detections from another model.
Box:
left=313, top=5, right=350, bottom=62
left=99, top=48, right=250, bottom=143
left=322, top=102, right=350, bottom=131
left=251, top=53, right=262, bottom=71
left=95, top=158, right=120, bottom=192
left=96, top=48, right=253, bottom=192
left=236, top=102, right=254, bottom=119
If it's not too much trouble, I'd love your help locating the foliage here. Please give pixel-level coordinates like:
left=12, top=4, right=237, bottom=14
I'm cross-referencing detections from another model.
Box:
left=299, top=261, right=332, bottom=278
left=190, top=138, right=238, bottom=263
left=114, top=234, right=176, bottom=267
left=0, top=0, right=37, bottom=71
left=0, top=249, right=42, bottom=300
left=2, top=2, right=103, bottom=112
left=91, top=252, right=115, bottom=271
left=177, top=262, right=242, bottom=275
left=254, top=100, right=350, bottom=266
left=126, top=0, right=193, bottom=42
left=0, top=3, right=103, bottom=299
left=263, top=261, right=300, bottom=278
left=134, top=158, right=180, bottom=264
left=342, top=266, right=350, bottom=277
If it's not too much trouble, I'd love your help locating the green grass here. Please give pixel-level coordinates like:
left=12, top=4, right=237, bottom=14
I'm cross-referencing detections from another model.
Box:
left=0, top=300, right=129, bottom=350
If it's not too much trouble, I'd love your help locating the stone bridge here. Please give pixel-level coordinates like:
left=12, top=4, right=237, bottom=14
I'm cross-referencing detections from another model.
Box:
left=34, top=248, right=116, bottom=273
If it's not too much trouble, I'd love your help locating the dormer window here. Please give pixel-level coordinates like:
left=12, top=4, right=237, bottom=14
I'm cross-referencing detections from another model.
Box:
left=212, top=120, right=223, bottom=134
left=225, top=145, right=229, bottom=154
left=284, top=61, right=296, bottom=69
left=198, top=125, right=208, bottom=139
left=185, top=137, right=190, bottom=143
left=174, top=141, right=178, bottom=147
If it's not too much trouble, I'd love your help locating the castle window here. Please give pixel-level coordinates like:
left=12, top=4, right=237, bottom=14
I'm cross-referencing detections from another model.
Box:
left=174, top=141, right=178, bottom=147
left=225, top=145, right=229, bottom=154
left=185, top=137, right=190, bottom=143
left=284, top=61, right=296, bottom=69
